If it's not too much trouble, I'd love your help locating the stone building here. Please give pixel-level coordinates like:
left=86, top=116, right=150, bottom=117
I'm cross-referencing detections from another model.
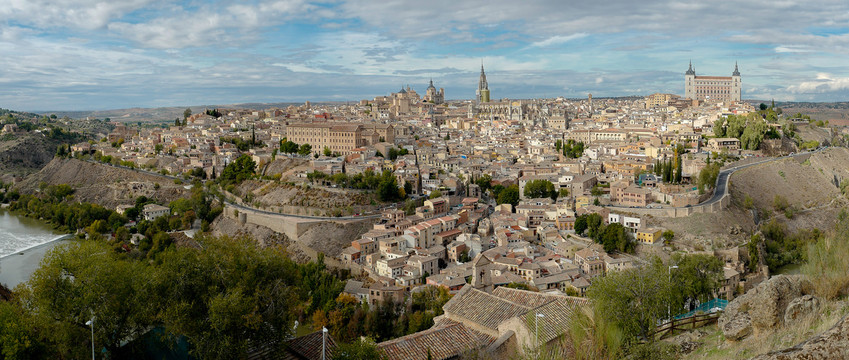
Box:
left=684, top=61, right=742, bottom=103
left=285, top=122, right=394, bottom=155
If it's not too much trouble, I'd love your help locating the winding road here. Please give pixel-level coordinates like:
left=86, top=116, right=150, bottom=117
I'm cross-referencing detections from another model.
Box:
left=609, top=147, right=826, bottom=211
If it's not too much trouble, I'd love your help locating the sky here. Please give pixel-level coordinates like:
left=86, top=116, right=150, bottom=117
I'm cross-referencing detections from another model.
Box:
left=1, top=0, right=848, bottom=111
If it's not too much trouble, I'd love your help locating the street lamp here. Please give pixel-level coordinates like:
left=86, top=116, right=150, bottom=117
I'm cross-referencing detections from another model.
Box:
left=668, top=265, right=679, bottom=320
left=535, top=313, right=545, bottom=354
left=85, top=317, right=95, bottom=360
left=322, top=327, right=328, bottom=360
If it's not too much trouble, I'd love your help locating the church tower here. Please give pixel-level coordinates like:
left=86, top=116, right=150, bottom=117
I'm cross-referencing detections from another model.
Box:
left=684, top=60, right=696, bottom=100
left=731, top=62, right=742, bottom=102
left=476, top=63, right=490, bottom=105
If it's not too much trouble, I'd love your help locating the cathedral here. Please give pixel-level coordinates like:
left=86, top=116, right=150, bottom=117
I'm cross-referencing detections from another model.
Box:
left=424, top=79, right=444, bottom=104
left=476, top=63, right=490, bottom=104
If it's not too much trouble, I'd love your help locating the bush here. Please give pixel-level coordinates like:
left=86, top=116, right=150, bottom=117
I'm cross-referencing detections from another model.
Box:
left=568, top=305, right=624, bottom=360
left=803, top=212, right=849, bottom=300
left=772, top=195, right=789, bottom=212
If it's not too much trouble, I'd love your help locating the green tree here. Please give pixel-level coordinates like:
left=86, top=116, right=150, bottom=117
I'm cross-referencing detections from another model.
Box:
left=428, top=190, right=442, bottom=199
left=20, top=241, right=155, bottom=358
left=587, top=259, right=672, bottom=340
left=590, top=185, right=604, bottom=197
left=661, top=230, right=674, bottom=243
left=474, top=174, right=493, bottom=193
left=670, top=254, right=724, bottom=307
left=377, top=175, right=402, bottom=202
left=403, top=181, right=413, bottom=197
left=387, top=147, right=399, bottom=160
left=491, top=184, right=505, bottom=199
left=575, top=216, right=588, bottom=236
left=115, top=226, right=130, bottom=243
left=183, top=108, right=192, bottom=120
left=598, top=223, right=634, bottom=253
left=324, top=146, right=332, bottom=157
left=56, top=143, right=67, bottom=157
left=496, top=185, right=520, bottom=208
left=154, top=235, right=302, bottom=359
left=332, top=338, right=387, bottom=360
left=713, top=117, right=726, bottom=137
left=298, top=143, right=313, bottom=156
left=523, top=179, right=557, bottom=200
left=697, top=163, right=720, bottom=194
left=281, top=140, right=299, bottom=154
left=219, top=155, right=256, bottom=184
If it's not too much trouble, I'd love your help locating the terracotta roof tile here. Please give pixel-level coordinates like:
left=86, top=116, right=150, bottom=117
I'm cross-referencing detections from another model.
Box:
left=442, top=286, right=530, bottom=331
left=378, top=321, right=494, bottom=360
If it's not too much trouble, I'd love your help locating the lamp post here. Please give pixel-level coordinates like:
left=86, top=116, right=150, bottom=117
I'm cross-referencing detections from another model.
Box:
left=85, top=317, right=95, bottom=360
left=668, top=265, right=679, bottom=320
left=322, top=327, right=328, bottom=360
left=535, top=313, right=545, bottom=354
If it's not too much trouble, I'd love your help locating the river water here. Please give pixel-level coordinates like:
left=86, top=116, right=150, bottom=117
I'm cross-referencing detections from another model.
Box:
left=0, top=208, right=72, bottom=288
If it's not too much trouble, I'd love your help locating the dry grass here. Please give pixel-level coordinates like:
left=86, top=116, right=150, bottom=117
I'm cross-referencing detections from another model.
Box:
left=682, top=299, right=849, bottom=359
left=802, top=216, right=849, bottom=300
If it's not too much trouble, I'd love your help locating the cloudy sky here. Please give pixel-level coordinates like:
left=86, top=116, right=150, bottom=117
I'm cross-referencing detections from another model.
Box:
left=1, top=0, right=848, bottom=111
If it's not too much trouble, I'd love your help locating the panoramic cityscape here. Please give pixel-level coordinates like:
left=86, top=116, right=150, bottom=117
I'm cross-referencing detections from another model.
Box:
left=2, top=1, right=849, bottom=359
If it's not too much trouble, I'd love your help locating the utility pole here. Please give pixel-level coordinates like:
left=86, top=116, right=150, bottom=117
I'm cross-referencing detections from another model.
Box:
left=86, top=317, right=95, bottom=360
left=668, top=265, right=679, bottom=320
left=535, top=313, right=545, bottom=356
left=322, top=327, right=328, bottom=360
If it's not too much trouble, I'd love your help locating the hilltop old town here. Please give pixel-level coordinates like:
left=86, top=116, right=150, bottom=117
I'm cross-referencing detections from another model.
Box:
left=17, top=62, right=837, bottom=359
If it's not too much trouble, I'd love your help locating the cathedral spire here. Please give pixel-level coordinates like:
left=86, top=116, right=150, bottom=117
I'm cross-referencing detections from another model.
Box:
left=732, top=61, right=740, bottom=76
left=476, top=62, right=490, bottom=105
left=686, top=60, right=695, bottom=75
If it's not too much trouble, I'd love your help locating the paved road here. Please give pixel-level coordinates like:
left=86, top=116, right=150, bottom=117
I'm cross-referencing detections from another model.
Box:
left=608, top=147, right=826, bottom=210
left=703, top=147, right=825, bottom=206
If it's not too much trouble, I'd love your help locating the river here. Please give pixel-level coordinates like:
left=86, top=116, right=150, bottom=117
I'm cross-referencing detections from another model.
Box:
left=0, top=208, right=73, bottom=289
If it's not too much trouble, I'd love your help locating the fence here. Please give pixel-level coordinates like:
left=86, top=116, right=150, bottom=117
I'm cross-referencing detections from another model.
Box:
left=649, top=312, right=722, bottom=340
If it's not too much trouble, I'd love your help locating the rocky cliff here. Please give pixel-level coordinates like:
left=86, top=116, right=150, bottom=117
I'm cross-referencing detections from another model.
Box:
left=752, top=315, right=849, bottom=360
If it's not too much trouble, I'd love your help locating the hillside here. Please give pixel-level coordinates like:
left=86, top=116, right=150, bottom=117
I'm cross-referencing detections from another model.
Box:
left=777, top=101, right=849, bottom=124
left=46, top=102, right=303, bottom=123
left=0, top=133, right=64, bottom=179
left=728, top=147, right=849, bottom=232
left=18, top=158, right=190, bottom=209
left=234, top=180, right=380, bottom=217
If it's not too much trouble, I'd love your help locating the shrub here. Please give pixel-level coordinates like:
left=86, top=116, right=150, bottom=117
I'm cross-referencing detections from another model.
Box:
left=803, top=214, right=849, bottom=300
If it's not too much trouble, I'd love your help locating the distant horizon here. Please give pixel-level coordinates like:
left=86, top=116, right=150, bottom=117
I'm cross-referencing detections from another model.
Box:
left=24, top=97, right=839, bottom=115
left=2, top=0, right=848, bottom=111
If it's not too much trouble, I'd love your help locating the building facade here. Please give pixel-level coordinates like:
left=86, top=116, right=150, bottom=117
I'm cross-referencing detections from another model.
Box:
left=684, top=61, right=741, bottom=103
left=424, top=79, right=444, bottom=104
left=285, top=122, right=394, bottom=155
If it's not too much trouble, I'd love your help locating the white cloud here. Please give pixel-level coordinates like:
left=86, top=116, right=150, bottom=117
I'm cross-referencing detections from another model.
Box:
left=774, top=46, right=812, bottom=53
left=0, top=0, right=155, bottom=30
left=788, top=73, right=849, bottom=93
left=528, top=33, right=587, bottom=48
left=108, top=0, right=315, bottom=49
